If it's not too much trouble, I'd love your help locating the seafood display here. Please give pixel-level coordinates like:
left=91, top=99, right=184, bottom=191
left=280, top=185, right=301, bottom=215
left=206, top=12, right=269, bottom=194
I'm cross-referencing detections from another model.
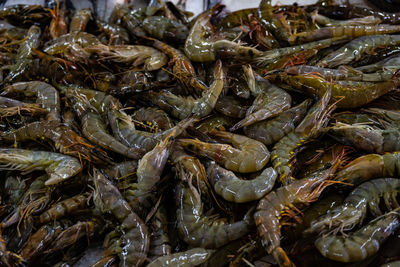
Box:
left=1, top=0, right=400, bottom=266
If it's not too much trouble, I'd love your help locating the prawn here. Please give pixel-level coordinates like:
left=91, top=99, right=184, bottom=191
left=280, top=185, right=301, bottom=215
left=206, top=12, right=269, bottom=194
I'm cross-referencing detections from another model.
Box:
left=0, top=148, right=81, bottom=185
left=147, top=248, right=214, bottom=267
left=178, top=130, right=270, bottom=173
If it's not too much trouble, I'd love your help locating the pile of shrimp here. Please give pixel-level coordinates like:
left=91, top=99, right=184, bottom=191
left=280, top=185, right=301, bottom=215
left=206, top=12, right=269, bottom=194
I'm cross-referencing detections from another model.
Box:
left=2, top=0, right=400, bottom=266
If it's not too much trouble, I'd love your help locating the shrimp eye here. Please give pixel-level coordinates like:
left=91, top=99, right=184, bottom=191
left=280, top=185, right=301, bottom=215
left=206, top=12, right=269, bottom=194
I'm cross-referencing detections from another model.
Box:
left=187, top=143, right=195, bottom=151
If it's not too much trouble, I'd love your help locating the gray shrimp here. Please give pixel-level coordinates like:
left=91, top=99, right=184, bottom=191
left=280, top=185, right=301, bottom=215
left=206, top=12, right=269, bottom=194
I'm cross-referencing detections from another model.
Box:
left=1, top=81, right=60, bottom=121
left=306, top=178, right=400, bottom=236
left=176, top=182, right=253, bottom=248
left=243, top=99, right=311, bottom=146
left=147, top=248, right=214, bottom=267
left=141, top=60, right=224, bottom=120
left=71, top=94, right=145, bottom=159
left=95, top=19, right=130, bottom=45
left=148, top=204, right=171, bottom=260
left=231, top=65, right=292, bottom=130
left=93, top=169, right=149, bottom=267
left=0, top=148, right=81, bottom=185
left=315, top=210, right=400, bottom=263
left=271, top=89, right=334, bottom=185
left=207, top=161, right=277, bottom=203
left=39, top=194, right=88, bottom=224
left=317, top=34, right=400, bottom=68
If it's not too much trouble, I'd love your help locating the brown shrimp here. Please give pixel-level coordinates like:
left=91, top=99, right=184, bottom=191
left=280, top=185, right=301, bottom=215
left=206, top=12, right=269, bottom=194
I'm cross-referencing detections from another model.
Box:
left=39, top=194, right=88, bottom=224
left=255, top=158, right=341, bottom=267
left=93, top=169, right=149, bottom=267
left=176, top=181, right=253, bottom=248
left=70, top=8, right=92, bottom=32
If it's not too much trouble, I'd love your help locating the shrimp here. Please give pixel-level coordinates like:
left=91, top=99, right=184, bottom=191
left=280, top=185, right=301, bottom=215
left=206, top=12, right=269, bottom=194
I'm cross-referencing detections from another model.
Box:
left=93, top=169, right=149, bottom=267
left=315, top=210, right=400, bottom=263
left=328, top=122, right=400, bottom=154
left=86, top=44, right=168, bottom=71
left=178, top=130, right=270, bottom=173
left=70, top=94, right=145, bottom=159
left=215, top=95, right=249, bottom=118
left=2, top=81, right=60, bottom=121
left=143, top=16, right=188, bottom=44
left=141, top=60, right=224, bottom=120
left=147, top=248, right=214, bottom=267
left=285, top=65, right=396, bottom=82
left=257, top=0, right=291, bottom=45
left=148, top=204, right=171, bottom=259
left=148, top=37, right=208, bottom=93
left=244, top=99, right=311, bottom=146
left=0, top=148, right=81, bottom=185
left=271, top=89, right=334, bottom=185
left=254, top=158, right=340, bottom=267
left=95, top=19, right=130, bottom=45
left=291, top=25, right=400, bottom=43
left=19, top=223, right=63, bottom=264
left=317, top=35, right=400, bottom=68
left=135, top=117, right=194, bottom=194
left=111, top=4, right=147, bottom=38
left=132, top=107, right=174, bottom=132
left=48, top=0, right=67, bottom=39
left=39, top=194, right=88, bottom=224
left=280, top=73, right=400, bottom=109
left=3, top=25, right=41, bottom=84
left=1, top=120, right=111, bottom=164
left=70, top=8, right=92, bottom=32
left=43, top=32, right=101, bottom=63
left=255, top=37, right=347, bottom=67
left=44, top=219, right=100, bottom=254
left=207, top=161, right=277, bottom=203
left=0, top=96, right=47, bottom=117
left=2, top=175, right=51, bottom=229
left=311, top=13, right=382, bottom=27
left=306, top=178, right=400, bottom=236
left=196, top=114, right=236, bottom=133
left=231, top=65, right=292, bottom=130
left=176, top=182, right=253, bottom=248
left=0, top=229, right=23, bottom=267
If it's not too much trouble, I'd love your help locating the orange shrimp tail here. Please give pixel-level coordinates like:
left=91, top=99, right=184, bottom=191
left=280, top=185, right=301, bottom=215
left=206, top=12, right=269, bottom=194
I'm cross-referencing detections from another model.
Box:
left=272, top=247, right=296, bottom=267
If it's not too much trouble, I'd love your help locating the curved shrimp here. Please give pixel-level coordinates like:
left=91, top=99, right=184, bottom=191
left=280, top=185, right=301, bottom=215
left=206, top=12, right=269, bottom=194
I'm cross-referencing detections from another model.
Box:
left=315, top=210, right=400, bottom=263
left=178, top=130, right=270, bottom=173
left=141, top=60, right=224, bottom=120
left=231, top=65, right=291, bottom=130
left=244, top=99, right=311, bottom=146
left=271, top=89, right=334, bottom=184
left=207, top=161, right=277, bottom=203
left=305, top=178, right=400, bottom=236
left=317, top=35, right=400, bottom=68
left=176, top=182, right=253, bottom=248
left=291, top=25, right=400, bottom=43
left=93, top=169, right=149, bottom=267
left=87, top=44, right=168, bottom=71
left=71, top=94, right=145, bottom=159
left=311, top=13, right=382, bottom=27
left=255, top=158, right=341, bottom=267
left=2, top=81, right=60, bottom=121
left=132, top=107, right=174, bottom=132
left=147, top=248, right=214, bottom=267
left=0, top=148, right=81, bottom=185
